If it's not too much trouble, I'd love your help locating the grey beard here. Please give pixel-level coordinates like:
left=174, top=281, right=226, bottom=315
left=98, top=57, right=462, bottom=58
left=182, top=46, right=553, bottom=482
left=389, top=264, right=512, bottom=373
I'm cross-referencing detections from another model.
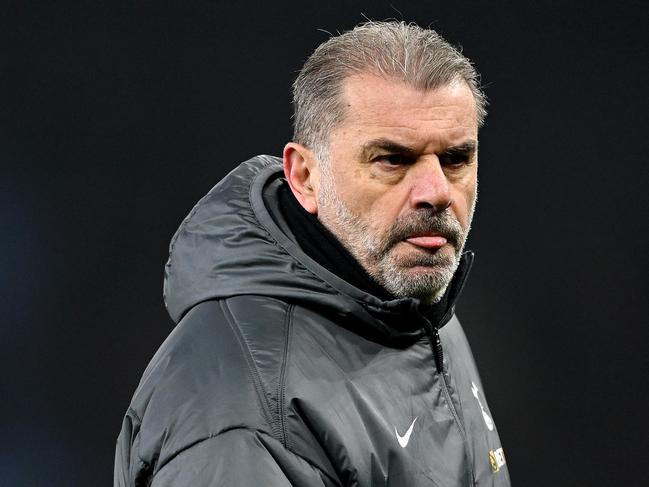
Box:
left=373, top=241, right=460, bottom=304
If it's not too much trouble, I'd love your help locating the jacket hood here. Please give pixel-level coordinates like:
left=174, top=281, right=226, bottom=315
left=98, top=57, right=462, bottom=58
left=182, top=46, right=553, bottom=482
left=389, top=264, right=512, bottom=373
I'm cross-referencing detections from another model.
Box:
left=163, top=155, right=473, bottom=342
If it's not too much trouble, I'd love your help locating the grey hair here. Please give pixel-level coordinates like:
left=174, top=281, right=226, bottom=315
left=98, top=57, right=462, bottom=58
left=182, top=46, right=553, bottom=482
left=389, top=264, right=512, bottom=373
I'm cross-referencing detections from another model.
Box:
left=292, top=21, right=487, bottom=156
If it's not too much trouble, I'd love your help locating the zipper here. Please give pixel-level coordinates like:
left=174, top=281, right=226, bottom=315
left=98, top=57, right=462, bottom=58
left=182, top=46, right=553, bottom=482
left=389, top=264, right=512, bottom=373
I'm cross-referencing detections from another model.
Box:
left=429, top=323, right=476, bottom=486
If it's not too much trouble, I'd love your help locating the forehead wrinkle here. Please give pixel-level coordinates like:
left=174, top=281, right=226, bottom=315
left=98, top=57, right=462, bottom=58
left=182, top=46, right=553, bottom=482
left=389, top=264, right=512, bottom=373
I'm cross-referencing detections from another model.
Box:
left=341, top=98, right=476, bottom=138
left=342, top=74, right=476, bottom=115
left=342, top=113, right=475, bottom=138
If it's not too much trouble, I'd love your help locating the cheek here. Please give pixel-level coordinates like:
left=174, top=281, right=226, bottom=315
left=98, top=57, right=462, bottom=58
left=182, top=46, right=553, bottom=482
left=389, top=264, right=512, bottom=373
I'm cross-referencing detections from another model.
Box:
left=371, top=188, right=409, bottom=217
left=338, top=174, right=392, bottom=217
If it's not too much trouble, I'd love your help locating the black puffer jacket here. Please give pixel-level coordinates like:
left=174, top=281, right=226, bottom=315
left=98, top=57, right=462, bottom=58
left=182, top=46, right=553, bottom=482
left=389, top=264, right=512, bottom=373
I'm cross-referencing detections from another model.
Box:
left=114, top=156, right=511, bottom=486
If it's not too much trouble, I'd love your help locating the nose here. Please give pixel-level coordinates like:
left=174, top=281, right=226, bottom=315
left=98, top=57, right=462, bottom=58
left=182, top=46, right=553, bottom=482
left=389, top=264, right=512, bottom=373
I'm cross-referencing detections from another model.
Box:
left=408, top=156, right=452, bottom=212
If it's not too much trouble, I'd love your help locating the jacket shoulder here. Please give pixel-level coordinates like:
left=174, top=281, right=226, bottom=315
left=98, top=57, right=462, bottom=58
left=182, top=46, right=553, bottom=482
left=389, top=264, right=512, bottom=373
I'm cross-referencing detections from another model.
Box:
left=121, top=295, right=292, bottom=477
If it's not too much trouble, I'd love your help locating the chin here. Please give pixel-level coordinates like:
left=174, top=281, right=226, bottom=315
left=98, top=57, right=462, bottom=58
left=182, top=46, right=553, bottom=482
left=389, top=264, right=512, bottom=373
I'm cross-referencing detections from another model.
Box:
left=377, top=264, right=452, bottom=302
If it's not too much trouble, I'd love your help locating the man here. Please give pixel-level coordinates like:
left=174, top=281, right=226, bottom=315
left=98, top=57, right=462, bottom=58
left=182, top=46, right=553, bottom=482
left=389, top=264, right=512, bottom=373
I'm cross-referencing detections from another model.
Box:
left=115, top=21, right=510, bottom=486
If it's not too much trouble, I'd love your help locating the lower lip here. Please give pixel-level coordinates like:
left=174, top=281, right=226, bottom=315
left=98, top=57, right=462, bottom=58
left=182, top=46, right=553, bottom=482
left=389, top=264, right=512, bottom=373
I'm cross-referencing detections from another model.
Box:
left=405, top=236, right=448, bottom=249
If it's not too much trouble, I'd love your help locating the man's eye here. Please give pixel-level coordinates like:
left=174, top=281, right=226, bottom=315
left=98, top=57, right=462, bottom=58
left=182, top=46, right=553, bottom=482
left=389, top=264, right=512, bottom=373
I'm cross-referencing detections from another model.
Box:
left=440, top=153, right=470, bottom=167
left=375, top=154, right=412, bottom=166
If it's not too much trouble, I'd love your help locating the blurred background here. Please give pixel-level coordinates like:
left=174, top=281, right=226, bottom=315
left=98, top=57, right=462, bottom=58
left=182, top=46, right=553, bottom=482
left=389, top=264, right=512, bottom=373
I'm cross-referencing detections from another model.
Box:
left=2, top=1, right=648, bottom=485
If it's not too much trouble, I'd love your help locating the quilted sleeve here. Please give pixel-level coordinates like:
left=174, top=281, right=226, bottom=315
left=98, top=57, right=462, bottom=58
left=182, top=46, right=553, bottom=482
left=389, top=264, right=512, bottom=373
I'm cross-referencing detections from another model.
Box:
left=147, top=428, right=338, bottom=487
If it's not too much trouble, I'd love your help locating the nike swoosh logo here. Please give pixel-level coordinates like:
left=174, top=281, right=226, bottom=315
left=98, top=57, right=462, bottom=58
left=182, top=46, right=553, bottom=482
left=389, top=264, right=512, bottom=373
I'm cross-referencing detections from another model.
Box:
left=394, top=417, right=418, bottom=448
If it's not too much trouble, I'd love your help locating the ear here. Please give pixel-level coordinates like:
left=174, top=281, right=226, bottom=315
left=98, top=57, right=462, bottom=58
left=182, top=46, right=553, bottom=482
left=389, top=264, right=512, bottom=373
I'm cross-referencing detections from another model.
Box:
left=283, top=142, right=319, bottom=214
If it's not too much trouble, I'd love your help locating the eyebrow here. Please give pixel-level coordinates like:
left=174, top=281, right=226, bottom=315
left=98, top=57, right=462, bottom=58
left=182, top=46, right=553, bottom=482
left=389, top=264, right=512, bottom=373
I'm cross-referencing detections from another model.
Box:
left=360, top=138, right=478, bottom=159
left=360, top=138, right=418, bottom=160
left=443, top=141, right=478, bottom=155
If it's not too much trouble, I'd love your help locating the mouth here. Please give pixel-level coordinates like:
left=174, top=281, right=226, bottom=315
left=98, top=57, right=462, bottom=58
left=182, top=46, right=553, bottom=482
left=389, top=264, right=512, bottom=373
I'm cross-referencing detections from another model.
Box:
left=404, top=233, right=448, bottom=250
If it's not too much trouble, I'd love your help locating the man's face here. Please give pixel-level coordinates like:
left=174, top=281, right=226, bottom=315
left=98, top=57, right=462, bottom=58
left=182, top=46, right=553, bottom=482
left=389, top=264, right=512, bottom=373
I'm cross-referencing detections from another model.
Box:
left=314, top=74, right=479, bottom=303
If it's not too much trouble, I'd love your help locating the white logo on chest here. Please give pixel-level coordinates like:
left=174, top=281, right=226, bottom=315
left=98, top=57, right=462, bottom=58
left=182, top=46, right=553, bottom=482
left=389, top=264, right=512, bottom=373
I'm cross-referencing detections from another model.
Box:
left=394, top=417, right=418, bottom=448
left=471, top=381, right=494, bottom=431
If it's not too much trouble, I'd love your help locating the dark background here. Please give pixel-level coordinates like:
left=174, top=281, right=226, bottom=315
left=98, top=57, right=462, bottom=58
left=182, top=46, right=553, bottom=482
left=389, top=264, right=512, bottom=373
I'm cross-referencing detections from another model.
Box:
left=3, top=1, right=648, bottom=485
